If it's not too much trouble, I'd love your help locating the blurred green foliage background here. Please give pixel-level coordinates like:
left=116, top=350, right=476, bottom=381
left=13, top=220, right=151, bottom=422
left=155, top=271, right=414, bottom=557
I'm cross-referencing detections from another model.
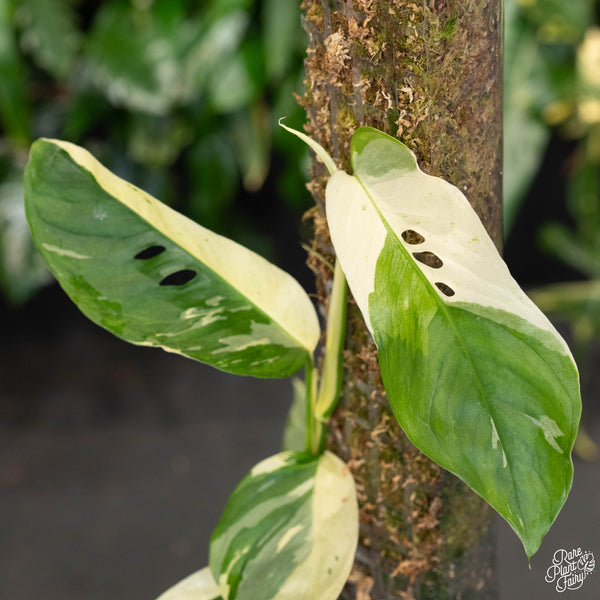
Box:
left=505, top=0, right=600, bottom=400
left=2, top=0, right=600, bottom=366
left=0, top=0, right=310, bottom=306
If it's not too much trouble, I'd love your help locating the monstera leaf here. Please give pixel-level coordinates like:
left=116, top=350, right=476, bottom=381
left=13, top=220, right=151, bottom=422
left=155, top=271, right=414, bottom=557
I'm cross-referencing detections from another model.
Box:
left=209, top=450, right=358, bottom=600
left=323, top=127, right=581, bottom=558
left=24, top=139, right=319, bottom=377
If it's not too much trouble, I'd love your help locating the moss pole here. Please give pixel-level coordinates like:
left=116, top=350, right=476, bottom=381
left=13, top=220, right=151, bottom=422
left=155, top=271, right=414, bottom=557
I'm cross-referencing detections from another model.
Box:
left=299, top=1, right=503, bottom=598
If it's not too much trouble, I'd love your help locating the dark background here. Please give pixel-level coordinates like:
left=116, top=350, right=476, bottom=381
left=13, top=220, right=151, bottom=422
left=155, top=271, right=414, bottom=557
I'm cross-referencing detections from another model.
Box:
left=1, top=0, right=599, bottom=598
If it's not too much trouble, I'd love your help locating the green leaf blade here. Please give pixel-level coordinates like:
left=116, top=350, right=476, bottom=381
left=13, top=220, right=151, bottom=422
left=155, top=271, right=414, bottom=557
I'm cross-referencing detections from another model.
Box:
left=24, top=139, right=319, bottom=378
left=209, top=451, right=358, bottom=600
left=326, top=127, right=581, bottom=557
left=372, top=236, right=579, bottom=556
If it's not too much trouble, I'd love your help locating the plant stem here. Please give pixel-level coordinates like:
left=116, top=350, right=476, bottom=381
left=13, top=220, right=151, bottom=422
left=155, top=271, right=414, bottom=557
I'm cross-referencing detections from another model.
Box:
left=304, top=359, right=315, bottom=453
left=314, top=259, right=347, bottom=452
left=304, top=259, right=348, bottom=455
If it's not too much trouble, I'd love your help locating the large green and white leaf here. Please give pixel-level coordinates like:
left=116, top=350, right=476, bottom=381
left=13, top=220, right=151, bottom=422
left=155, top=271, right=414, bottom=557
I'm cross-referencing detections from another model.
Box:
left=156, top=567, right=222, bottom=600
left=325, top=127, right=581, bottom=558
left=210, top=450, right=358, bottom=600
left=24, top=139, right=319, bottom=378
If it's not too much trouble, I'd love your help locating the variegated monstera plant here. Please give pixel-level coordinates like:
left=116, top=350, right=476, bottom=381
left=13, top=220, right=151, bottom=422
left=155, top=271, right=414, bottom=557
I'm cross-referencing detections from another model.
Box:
left=24, top=124, right=581, bottom=600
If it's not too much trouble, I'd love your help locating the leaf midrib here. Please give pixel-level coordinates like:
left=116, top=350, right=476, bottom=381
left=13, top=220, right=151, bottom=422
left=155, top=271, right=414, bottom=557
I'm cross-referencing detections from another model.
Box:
left=354, top=173, right=527, bottom=528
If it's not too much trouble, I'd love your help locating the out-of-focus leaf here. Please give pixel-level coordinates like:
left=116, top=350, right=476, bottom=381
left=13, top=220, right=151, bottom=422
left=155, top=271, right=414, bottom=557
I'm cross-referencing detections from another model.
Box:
left=262, top=0, right=302, bottom=83
left=61, top=92, right=115, bottom=141
left=186, top=133, right=238, bottom=231
left=183, top=11, right=249, bottom=101
left=566, top=156, right=600, bottom=244
left=504, top=4, right=550, bottom=233
left=519, top=0, right=594, bottom=45
left=0, top=0, right=31, bottom=145
left=529, top=280, right=600, bottom=329
left=503, top=0, right=594, bottom=234
left=540, top=222, right=600, bottom=278
left=83, top=2, right=199, bottom=114
left=540, top=156, right=600, bottom=278
left=208, top=53, right=254, bottom=114
left=282, top=377, right=306, bottom=452
left=208, top=33, right=265, bottom=114
left=231, top=103, right=271, bottom=192
left=14, top=0, right=80, bottom=78
left=127, top=114, right=193, bottom=168
left=204, top=0, right=253, bottom=23
left=577, top=28, right=600, bottom=127
left=0, top=172, right=51, bottom=304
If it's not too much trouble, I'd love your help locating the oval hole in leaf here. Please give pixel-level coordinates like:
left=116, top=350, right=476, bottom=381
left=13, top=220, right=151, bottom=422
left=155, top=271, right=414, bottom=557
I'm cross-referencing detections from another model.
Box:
left=135, top=245, right=166, bottom=259
left=401, top=229, right=425, bottom=245
left=25, top=138, right=320, bottom=378
left=435, top=282, right=455, bottom=297
left=325, top=127, right=582, bottom=558
left=412, top=251, right=443, bottom=269
left=160, top=269, right=197, bottom=286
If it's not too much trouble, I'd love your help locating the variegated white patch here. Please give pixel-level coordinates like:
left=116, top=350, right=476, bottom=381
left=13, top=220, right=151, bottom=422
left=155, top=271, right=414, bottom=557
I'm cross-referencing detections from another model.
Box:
left=210, top=451, right=358, bottom=600
left=41, top=243, right=91, bottom=259
left=156, top=566, right=221, bottom=600
left=43, top=140, right=320, bottom=355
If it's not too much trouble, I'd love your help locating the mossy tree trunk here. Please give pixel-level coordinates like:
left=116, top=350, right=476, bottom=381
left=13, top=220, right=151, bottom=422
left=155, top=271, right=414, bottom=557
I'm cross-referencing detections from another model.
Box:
left=298, top=1, right=503, bottom=598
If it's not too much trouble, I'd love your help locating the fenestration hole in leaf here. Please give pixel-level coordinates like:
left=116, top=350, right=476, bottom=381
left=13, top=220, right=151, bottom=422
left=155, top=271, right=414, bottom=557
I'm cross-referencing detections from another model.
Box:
left=160, top=270, right=197, bottom=286
left=135, top=245, right=166, bottom=259
left=401, top=229, right=425, bottom=244
left=413, top=251, right=443, bottom=269
left=435, top=282, right=455, bottom=297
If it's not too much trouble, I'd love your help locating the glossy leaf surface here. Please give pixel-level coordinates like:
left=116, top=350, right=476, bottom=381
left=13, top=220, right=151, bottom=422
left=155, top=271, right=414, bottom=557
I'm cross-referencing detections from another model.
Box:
left=157, top=567, right=222, bottom=600
left=326, top=127, right=581, bottom=557
left=24, top=139, right=319, bottom=377
left=210, top=450, right=358, bottom=600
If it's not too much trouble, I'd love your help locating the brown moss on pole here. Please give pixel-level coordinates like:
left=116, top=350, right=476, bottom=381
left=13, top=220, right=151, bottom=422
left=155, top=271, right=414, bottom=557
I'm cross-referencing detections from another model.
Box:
left=299, top=1, right=502, bottom=598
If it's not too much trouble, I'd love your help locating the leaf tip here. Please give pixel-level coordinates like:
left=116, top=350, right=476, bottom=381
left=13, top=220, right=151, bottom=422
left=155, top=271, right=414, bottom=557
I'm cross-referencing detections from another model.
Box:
left=278, top=117, right=338, bottom=176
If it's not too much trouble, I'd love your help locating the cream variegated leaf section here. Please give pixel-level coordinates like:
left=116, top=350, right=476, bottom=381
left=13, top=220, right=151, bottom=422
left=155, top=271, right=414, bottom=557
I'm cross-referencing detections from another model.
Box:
left=273, top=452, right=358, bottom=600
left=209, top=450, right=358, bottom=600
left=25, top=139, right=319, bottom=377
left=324, top=170, right=385, bottom=335
left=327, top=137, right=570, bottom=357
left=156, top=567, right=222, bottom=600
left=45, top=140, right=319, bottom=355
